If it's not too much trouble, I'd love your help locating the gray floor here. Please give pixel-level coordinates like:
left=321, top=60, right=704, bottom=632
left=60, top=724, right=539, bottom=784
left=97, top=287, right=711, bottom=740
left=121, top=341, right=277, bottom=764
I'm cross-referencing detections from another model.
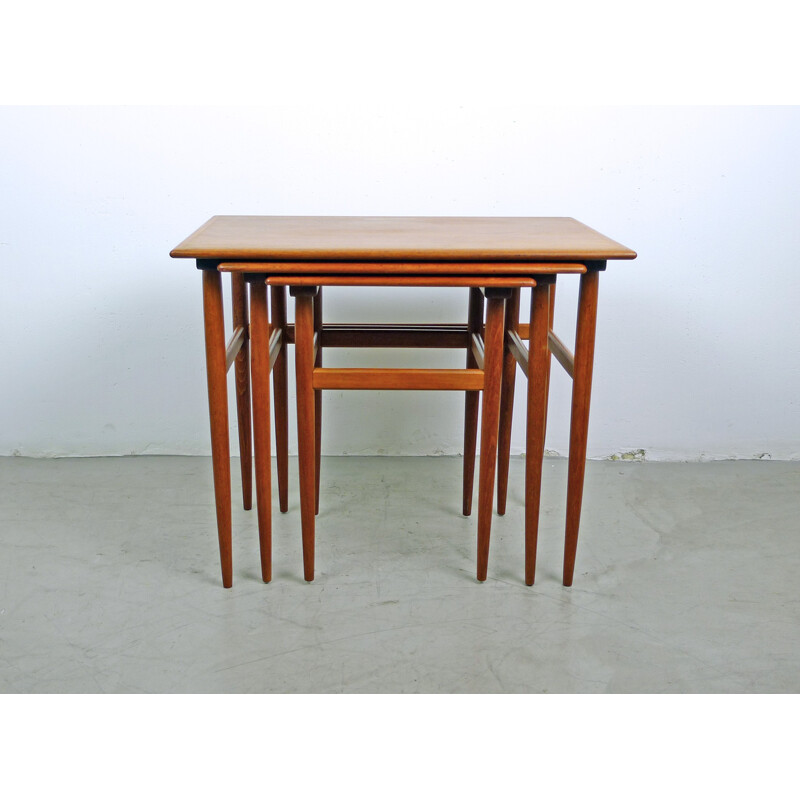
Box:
left=0, top=455, right=798, bottom=693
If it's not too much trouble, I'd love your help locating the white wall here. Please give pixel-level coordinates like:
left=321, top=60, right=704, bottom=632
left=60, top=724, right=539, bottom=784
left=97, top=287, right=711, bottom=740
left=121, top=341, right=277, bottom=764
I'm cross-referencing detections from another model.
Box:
left=2, top=105, right=799, bottom=460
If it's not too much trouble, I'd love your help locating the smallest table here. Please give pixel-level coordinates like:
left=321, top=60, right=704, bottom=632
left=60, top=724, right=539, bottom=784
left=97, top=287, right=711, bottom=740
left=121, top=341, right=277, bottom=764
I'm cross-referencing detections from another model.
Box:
left=171, top=216, right=636, bottom=587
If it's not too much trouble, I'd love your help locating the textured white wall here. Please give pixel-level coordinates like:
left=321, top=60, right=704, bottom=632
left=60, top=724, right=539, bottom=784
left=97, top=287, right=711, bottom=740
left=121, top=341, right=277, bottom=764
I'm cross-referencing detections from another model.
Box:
left=1, top=105, right=798, bottom=459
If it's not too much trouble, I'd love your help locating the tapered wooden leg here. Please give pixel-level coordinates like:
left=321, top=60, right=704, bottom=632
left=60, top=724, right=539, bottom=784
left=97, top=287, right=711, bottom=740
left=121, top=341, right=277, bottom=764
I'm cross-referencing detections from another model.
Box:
left=543, top=281, right=556, bottom=440
left=462, top=288, right=484, bottom=516
left=202, top=270, right=232, bottom=588
left=270, top=285, right=290, bottom=513
left=476, top=292, right=508, bottom=581
left=314, top=289, right=323, bottom=515
left=496, top=288, right=520, bottom=515
left=249, top=278, right=272, bottom=582
left=524, top=283, right=552, bottom=585
left=563, top=271, right=599, bottom=586
left=231, top=273, right=252, bottom=511
left=293, top=288, right=318, bottom=581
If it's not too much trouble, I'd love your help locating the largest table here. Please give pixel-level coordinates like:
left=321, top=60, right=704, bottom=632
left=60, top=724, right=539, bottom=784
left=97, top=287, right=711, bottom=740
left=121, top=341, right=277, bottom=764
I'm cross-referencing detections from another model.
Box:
left=171, top=216, right=636, bottom=587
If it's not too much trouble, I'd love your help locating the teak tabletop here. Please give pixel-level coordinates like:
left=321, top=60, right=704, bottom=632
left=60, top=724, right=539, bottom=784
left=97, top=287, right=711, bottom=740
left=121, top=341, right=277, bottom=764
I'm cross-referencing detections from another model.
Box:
left=170, top=215, right=636, bottom=264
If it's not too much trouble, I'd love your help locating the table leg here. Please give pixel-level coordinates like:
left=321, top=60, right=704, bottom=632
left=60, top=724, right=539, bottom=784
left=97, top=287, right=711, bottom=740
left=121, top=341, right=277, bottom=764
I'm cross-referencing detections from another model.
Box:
left=462, top=288, right=484, bottom=516
left=202, top=270, right=232, bottom=588
left=231, top=273, right=252, bottom=511
left=524, top=282, right=552, bottom=585
left=249, top=278, right=272, bottom=582
left=270, top=285, right=290, bottom=513
left=293, top=287, right=318, bottom=581
left=496, top=287, right=520, bottom=515
left=543, top=281, right=556, bottom=441
left=476, top=291, right=508, bottom=581
left=314, top=288, right=323, bottom=515
left=563, top=270, right=599, bottom=586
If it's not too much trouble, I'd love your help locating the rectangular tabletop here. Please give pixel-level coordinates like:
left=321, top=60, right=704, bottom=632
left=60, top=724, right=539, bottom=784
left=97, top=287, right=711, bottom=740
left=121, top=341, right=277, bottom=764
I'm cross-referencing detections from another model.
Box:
left=263, top=274, right=539, bottom=288
left=170, top=216, right=637, bottom=264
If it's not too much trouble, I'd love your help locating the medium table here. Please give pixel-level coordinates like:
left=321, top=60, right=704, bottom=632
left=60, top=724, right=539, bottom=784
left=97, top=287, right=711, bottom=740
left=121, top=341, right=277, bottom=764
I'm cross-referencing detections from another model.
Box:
left=171, top=216, right=636, bottom=587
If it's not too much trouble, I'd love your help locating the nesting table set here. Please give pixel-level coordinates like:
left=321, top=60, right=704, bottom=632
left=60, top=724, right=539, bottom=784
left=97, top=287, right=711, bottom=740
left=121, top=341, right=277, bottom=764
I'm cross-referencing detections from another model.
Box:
left=171, top=216, right=636, bottom=588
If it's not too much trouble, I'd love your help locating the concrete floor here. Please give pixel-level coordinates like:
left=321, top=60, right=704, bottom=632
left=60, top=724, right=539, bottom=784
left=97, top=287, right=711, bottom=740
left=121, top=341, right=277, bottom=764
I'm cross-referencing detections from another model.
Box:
left=0, top=455, right=798, bottom=693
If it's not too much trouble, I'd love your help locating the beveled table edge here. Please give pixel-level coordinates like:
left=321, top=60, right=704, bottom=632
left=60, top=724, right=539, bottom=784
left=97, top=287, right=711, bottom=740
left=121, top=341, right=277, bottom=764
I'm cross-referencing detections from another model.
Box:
left=215, top=261, right=589, bottom=275
left=170, top=216, right=637, bottom=262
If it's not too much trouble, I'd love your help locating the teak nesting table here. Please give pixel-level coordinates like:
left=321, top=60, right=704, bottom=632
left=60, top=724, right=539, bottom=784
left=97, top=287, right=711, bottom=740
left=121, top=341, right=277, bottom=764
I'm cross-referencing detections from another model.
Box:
left=171, top=216, right=636, bottom=588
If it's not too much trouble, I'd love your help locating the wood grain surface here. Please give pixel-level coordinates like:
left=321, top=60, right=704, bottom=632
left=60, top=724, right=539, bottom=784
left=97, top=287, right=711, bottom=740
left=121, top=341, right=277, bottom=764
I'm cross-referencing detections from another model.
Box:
left=172, top=216, right=636, bottom=262
left=220, top=261, right=586, bottom=275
